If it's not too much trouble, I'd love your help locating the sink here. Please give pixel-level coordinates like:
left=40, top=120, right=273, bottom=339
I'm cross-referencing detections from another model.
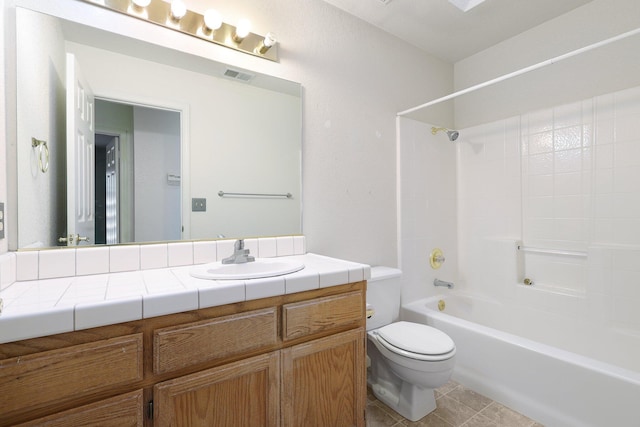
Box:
left=190, top=258, right=305, bottom=280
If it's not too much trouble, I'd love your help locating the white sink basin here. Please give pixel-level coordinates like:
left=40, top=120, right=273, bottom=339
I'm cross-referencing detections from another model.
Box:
left=190, top=258, right=305, bottom=280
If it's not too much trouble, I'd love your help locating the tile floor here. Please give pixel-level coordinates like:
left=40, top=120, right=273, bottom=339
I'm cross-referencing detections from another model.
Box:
left=366, top=381, right=544, bottom=427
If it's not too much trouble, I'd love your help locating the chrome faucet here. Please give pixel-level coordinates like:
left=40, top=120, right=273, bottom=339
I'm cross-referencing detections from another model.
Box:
left=221, top=239, right=255, bottom=264
left=434, top=278, right=454, bottom=289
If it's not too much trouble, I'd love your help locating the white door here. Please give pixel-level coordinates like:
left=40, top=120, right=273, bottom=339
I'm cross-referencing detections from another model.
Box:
left=65, top=53, right=95, bottom=246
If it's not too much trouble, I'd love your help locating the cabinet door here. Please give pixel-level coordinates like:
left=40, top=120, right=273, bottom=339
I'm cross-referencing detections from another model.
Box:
left=15, top=390, right=143, bottom=427
left=281, top=328, right=366, bottom=427
left=154, top=352, right=280, bottom=427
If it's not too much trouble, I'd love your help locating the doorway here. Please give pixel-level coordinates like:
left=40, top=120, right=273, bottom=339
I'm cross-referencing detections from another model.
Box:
left=95, top=99, right=181, bottom=244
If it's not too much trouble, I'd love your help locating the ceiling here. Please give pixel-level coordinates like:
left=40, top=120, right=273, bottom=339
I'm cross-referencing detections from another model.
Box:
left=321, top=0, right=595, bottom=63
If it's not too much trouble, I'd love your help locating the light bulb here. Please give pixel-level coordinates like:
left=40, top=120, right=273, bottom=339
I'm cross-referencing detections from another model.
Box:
left=233, top=19, right=251, bottom=43
left=259, top=32, right=277, bottom=54
left=263, top=32, right=276, bottom=48
left=132, top=0, right=151, bottom=7
left=170, top=0, right=187, bottom=20
left=203, top=9, right=222, bottom=31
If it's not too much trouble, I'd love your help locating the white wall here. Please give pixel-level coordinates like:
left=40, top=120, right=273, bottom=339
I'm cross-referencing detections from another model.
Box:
left=0, top=2, right=10, bottom=254
left=454, top=0, right=640, bottom=129
left=1, top=0, right=453, bottom=266
left=15, top=8, right=66, bottom=248
left=397, top=117, right=458, bottom=305
left=133, top=106, right=181, bottom=242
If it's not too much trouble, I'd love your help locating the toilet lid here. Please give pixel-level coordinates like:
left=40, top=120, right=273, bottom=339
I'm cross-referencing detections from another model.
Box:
left=377, top=321, right=455, bottom=356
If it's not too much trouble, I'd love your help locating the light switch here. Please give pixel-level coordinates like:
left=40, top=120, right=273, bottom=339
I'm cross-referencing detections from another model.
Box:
left=192, top=198, right=206, bottom=212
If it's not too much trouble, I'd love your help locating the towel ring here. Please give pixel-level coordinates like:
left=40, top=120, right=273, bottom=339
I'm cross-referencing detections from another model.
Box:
left=31, top=137, right=49, bottom=173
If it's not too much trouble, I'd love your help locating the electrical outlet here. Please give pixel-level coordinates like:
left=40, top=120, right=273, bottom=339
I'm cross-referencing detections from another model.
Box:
left=0, top=202, right=4, bottom=239
left=192, top=198, right=206, bottom=212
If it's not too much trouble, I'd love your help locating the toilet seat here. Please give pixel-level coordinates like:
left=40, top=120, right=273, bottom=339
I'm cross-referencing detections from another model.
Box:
left=375, top=321, right=455, bottom=361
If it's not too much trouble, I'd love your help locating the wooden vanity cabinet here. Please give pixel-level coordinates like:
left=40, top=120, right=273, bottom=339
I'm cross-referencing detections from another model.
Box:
left=0, top=281, right=366, bottom=427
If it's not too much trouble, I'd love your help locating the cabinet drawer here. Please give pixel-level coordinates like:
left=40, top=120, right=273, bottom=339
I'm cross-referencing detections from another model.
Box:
left=15, top=389, right=144, bottom=427
left=282, top=291, right=364, bottom=341
left=154, top=307, right=278, bottom=374
left=0, top=334, right=143, bottom=417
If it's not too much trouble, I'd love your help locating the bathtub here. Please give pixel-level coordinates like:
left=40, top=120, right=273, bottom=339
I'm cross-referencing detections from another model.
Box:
left=402, top=294, right=640, bottom=427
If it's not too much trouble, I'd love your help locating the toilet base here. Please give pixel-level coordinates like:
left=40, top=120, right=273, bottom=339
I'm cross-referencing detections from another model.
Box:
left=369, top=378, right=437, bottom=422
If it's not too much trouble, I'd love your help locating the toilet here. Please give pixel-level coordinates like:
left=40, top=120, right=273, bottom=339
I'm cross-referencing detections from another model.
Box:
left=366, top=266, right=456, bottom=421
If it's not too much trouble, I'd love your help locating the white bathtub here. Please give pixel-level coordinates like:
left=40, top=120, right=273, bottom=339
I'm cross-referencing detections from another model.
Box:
left=402, top=294, right=640, bottom=427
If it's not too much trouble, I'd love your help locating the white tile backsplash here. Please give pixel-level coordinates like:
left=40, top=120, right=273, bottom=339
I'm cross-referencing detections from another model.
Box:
left=5, top=237, right=306, bottom=284
left=39, top=249, right=76, bottom=279
left=216, top=240, right=235, bottom=261
left=193, top=241, right=217, bottom=264
left=168, top=242, right=194, bottom=267
left=140, top=244, right=168, bottom=270
left=16, top=251, right=39, bottom=281
left=110, top=245, right=140, bottom=273
left=0, top=253, right=16, bottom=291
left=258, top=238, right=277, bottom=258
left=76, top=247, right=109, bottom=276
left=244, top=239, right=259, bottom=257
left=276, top=236, right=295, bottom=256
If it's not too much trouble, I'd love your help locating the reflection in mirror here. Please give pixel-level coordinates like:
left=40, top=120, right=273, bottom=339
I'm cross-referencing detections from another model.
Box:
left=94, top=99, right=181, bottom=245
left=15, top=7, right=302, bottom=249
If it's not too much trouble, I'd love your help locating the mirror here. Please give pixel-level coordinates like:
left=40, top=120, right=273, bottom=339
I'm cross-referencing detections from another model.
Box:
left=15, top=7, right=302, bottom=249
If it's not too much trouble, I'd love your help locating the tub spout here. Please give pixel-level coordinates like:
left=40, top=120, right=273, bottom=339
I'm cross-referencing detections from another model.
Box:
left=434, top=279, right=454, bottom=289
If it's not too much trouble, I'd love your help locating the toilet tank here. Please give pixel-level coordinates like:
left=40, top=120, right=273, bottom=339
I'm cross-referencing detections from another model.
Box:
left=367, top=266, right=402, bottom=331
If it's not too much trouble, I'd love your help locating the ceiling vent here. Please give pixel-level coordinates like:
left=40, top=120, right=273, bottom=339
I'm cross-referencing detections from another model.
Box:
left=223, top=68, right=254, bottom=82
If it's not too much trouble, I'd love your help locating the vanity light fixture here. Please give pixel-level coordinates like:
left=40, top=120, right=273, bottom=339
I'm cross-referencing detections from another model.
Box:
left=80, top=0, right=279, bottom=61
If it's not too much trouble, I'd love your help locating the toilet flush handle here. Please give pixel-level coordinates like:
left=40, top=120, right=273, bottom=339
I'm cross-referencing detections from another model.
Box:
left=366, top=304, right=375, bottom=319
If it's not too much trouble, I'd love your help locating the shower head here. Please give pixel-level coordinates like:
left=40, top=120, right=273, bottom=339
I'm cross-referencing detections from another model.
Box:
left=431, top=126, right=459, bottom=142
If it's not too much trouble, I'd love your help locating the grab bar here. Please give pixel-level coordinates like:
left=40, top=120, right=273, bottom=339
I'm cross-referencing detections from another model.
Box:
left=218, top=191, right=292, bottom=199
left=517, top=245, right=587, bottom=258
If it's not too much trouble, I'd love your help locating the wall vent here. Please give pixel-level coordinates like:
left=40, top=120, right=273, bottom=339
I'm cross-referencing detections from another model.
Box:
left=223, top=68, right=254, bottom=82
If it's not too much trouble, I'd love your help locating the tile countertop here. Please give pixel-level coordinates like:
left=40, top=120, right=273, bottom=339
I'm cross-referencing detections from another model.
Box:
left=0, top=253, right=371, bottom=344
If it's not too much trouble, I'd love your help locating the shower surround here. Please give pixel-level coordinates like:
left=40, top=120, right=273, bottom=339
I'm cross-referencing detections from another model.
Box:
left=398, top=83, right=640, bottom=375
